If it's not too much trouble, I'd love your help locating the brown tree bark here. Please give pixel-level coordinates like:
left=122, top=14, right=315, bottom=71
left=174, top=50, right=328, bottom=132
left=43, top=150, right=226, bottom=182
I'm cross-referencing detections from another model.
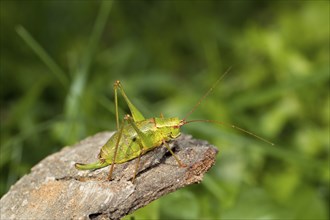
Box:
left=0, top=132, right=218, bottom=220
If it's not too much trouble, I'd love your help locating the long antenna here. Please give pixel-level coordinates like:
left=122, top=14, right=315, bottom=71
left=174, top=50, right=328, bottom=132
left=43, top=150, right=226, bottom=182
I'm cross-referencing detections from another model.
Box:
left=183, top=66, right=232, bottom=121
left=184, top=119, right=275, bottom=146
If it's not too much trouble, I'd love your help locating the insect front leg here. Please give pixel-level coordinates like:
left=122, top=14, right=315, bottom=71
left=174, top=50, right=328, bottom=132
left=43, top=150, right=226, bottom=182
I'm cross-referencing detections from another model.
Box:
left=162, top=140, right=187, bottom=168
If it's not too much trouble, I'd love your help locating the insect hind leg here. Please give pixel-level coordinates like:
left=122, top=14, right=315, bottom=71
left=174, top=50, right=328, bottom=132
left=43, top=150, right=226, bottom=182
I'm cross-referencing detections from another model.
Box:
left=114, top=80, right=145, bottom=123
left=107, top=118, right=126, bottom=181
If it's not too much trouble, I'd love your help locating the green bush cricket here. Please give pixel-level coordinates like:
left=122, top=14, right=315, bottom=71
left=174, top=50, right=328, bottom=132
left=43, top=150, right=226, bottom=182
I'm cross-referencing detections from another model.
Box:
left=75, top=68, right=273, bottom=182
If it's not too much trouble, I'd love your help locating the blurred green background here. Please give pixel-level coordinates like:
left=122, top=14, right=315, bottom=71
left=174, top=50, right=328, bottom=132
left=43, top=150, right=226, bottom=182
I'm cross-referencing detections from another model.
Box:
left=1, top=1, right=329, bottom=219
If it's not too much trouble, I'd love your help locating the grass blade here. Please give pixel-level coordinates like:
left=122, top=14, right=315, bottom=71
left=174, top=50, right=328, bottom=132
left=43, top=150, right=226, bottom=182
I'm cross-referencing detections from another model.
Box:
left=16, top=25, right=69, bottom=87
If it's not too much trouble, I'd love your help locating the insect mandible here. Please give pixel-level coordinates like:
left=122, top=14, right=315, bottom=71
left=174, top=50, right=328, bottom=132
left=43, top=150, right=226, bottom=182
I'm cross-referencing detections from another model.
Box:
left=75, top=67, right=273, bottom=182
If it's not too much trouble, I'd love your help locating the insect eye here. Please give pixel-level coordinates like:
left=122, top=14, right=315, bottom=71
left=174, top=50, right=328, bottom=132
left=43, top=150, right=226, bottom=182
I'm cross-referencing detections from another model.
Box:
left=170, top=130, right=180, bottom=138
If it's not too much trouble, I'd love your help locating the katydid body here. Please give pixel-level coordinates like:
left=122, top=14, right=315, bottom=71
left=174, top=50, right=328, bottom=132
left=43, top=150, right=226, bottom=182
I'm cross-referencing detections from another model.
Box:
left=75, top=117, right=182, bottom=169
left=75, top=80, right=185, bottom=181
left=75, top=68, right=273, bottom=182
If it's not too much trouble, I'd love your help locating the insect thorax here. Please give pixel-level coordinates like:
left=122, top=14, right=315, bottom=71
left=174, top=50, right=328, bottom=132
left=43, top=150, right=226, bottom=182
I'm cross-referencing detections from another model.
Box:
left=154, top=117, right=181, bottom=138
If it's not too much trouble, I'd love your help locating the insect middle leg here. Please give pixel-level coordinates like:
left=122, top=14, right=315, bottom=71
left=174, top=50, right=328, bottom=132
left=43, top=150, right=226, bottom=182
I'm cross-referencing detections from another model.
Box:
left=124, top=114, right=153, bottom=182
left=125, top=114, right=186, bottom=181
left=132, top=144, right=143, bottom=183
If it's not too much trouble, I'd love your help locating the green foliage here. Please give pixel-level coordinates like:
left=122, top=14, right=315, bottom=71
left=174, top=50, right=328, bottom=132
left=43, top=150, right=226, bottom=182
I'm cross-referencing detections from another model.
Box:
left=1, top=1, right=329, bottom=219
